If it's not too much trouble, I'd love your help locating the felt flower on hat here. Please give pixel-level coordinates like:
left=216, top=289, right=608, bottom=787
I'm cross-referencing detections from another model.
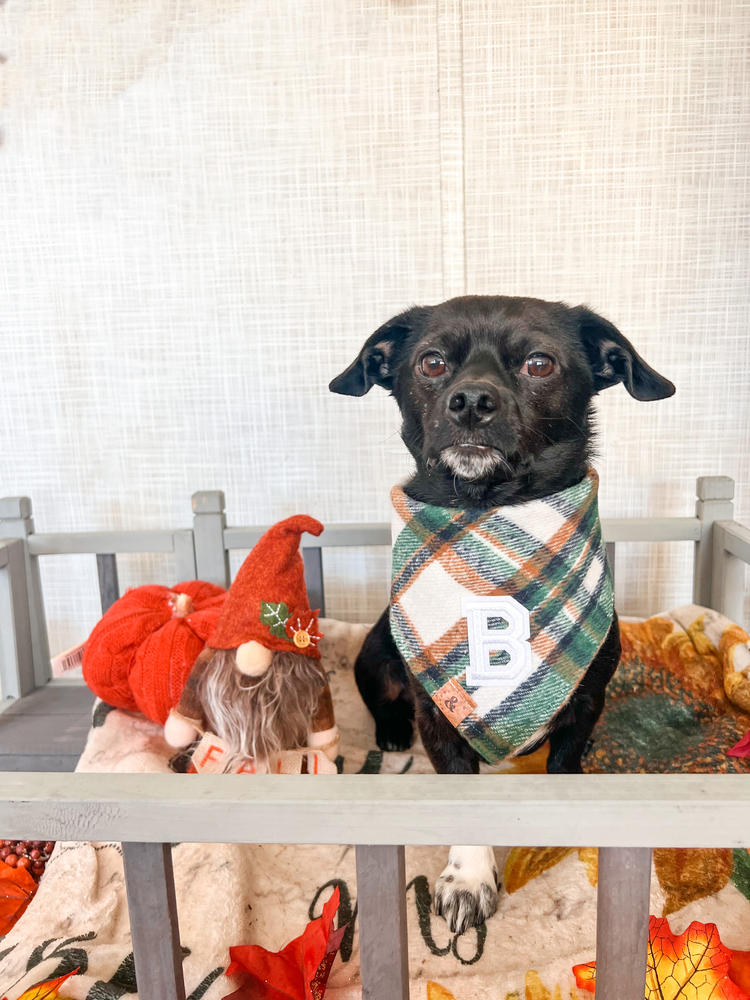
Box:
left=286, top=610, right=322, bottom=651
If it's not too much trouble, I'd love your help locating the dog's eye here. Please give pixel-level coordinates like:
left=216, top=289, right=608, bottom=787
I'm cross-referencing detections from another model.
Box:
left=523, top=353, right=555, bottom=378
left=419, top=352, right=447, bottom=378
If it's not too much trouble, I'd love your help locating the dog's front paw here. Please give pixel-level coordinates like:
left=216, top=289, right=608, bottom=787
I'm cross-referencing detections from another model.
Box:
left=433, top=847, right=498, bottom=934
left=375, top=712, right=414, bottom=752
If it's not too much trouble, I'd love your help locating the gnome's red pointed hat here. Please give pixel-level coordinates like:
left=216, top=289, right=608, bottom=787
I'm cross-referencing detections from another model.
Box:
left=209, top=514, right=324, bottom=658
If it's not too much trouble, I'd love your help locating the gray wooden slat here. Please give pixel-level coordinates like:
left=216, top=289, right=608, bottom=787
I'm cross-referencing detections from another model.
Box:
left=223, top=516, right=702, bottom=558
left=28, top=529, right=179, bottom=555
left=302, top=546, right=325, bottom=616
left=595, top=847, right=652, bottom=1000
left=0, top=683, right=94, bottom=715
left=716, top=519, right=750, bottom=562
left=0, top=711, right=90, bottom=754
left=0, top=497, right=32, bottom=520
left=696, top=476, right=735, bottom=501
left=601, top=516, right=701, bottom=542
left=0, top=773, right=748, bottom=847
left=0, top=539, right=36, bottom=699
left=16, top=514, right=706, bottom=570
left=96, top=553, right=120, bottom=613
left=712, top=522, right=748, bottom=625
left=356, top=845, right=409, bottom=1000
left=224, top=516, right=702, bottom=552
left=172, top=529, right=198, bottom=581
left=693, top=476, right=735, bottom=607
left=0, top=753, right=82, bottom=772
left=0, top=498, right=51, bottom=686
left=224, top=523, right=391, bottom=550
left=192, top=491, right=230, bottom=587
left=122, top=842, right=186, bottom=1000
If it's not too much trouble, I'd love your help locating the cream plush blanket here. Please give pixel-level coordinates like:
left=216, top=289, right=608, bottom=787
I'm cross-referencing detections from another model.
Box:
left=1, top=611, right=749, bottom=1000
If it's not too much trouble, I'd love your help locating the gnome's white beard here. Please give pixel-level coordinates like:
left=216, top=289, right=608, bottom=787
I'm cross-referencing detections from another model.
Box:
left=196, top=649, right=325, bottom=769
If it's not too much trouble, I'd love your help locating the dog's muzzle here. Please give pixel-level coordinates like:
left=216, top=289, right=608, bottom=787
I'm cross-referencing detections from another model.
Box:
left=439, top=444, right=507, bottom=480
left=432, top=379, right=518, bottom=480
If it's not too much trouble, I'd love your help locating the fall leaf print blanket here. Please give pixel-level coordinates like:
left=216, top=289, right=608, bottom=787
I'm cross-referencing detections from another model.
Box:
left=0, top=608, right=748, bottom=1000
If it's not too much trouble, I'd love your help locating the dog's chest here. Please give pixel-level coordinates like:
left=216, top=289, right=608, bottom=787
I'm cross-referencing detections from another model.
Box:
left=389, top=470, right=614, bottom=763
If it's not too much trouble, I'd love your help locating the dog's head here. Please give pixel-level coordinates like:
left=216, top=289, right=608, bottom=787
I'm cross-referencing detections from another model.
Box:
left=330, top=296, right=674, bottom=505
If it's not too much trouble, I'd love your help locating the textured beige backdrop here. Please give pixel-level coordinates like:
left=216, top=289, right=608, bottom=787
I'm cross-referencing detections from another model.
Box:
left=0, top=0, right=748, bottom=656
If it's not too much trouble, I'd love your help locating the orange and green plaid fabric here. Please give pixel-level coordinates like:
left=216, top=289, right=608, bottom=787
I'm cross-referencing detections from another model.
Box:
left=390, top=469, right=615, bottom=764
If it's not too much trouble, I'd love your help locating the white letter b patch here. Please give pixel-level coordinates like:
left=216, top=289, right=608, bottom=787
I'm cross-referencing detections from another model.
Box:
left=463, top=595, right=533, bottom=689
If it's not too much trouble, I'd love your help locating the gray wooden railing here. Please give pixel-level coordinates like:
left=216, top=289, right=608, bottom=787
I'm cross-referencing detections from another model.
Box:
left=0, top=474, right=747, bottom=1000
left=0, top=773, right=749, bottom=1000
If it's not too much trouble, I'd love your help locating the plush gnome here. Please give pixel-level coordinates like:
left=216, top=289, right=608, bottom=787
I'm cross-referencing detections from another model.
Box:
left=163, top=515, right=338, bottom=769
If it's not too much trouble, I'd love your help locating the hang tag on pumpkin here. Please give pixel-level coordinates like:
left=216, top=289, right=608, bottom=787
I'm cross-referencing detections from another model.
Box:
left=51, top=642, right=86, bottom=677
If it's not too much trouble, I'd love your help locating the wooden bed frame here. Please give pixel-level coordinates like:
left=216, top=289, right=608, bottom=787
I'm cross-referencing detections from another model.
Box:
left=0, top=475, right=748, bottom=1000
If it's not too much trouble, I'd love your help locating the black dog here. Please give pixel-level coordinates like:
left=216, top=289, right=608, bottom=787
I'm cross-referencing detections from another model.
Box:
left=330, top=295, right=674, bottom=931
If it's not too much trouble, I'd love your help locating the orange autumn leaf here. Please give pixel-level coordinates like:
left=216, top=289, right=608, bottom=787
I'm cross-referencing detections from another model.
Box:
left=2, top=968, right=80, bottom=1000
left=576, top=848, right=598, bottom=887
left=523, top=969, right=572, bottom=999
left=426, top=984, right=457, bottom=1000
left=730, top=951, right=750, bottom=995
left=504, top=848, right=576, bottom=894
left=224, top=887, right=343, bottom=1000
left=0, top=863, right=38, bottom=935
left=653, top=848, right=734, bottom=915
left=572, top=917, right=750, bottom=999
left=721, top=623, right=750, bottom=714
left=571, top=962, right=596, bottom=995
left=619, top=617, right=722, bottom=703
left=647, top=918, right=749, bottom=999
left=504, top=847, right=599, bottom=893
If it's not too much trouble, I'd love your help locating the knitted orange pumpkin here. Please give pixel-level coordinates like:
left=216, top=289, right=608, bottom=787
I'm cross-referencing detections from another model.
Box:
left=82, top=580, right=226, bottom=724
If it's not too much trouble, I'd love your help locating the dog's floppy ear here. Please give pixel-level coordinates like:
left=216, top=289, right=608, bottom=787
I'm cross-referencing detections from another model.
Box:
left=574, top=306, right=675, bottom=401
left=329, top=307, right=429, bottom=396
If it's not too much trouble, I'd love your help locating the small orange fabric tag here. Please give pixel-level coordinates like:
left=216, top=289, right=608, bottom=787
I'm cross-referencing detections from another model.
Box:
left=433, top=677, right=476, bottom=726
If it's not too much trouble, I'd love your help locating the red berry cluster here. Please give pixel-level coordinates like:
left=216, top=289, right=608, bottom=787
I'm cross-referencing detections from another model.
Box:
left=0, top=839, right=55, bottom=880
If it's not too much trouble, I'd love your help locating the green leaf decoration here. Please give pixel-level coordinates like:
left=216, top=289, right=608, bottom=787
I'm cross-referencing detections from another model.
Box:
left=732, top=847, right=750, bottom=901
left=259, top=600, right=292, bottom=641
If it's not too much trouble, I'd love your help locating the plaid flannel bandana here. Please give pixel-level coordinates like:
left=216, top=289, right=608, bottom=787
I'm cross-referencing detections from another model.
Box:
left=390, top=469, right=614, bottom=764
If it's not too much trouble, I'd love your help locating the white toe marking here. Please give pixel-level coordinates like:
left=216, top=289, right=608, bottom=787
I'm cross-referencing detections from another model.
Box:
left=434, top=845, right=499, bottom=932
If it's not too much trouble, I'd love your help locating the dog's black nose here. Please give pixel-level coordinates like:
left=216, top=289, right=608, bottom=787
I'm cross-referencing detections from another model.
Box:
left=447, top=382, right=498, bottom=427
